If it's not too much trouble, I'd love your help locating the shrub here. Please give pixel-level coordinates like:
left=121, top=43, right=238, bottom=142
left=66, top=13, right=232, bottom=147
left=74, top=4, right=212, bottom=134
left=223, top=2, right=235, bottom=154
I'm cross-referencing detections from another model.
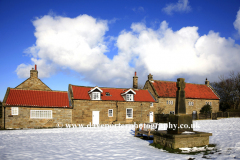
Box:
left=200, top=104, right=212, bottom=114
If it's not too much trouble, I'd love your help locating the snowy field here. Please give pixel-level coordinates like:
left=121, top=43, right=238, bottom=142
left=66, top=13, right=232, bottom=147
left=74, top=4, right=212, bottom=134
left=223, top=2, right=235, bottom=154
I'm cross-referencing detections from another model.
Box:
left=0, top=118, right=240, bottom=160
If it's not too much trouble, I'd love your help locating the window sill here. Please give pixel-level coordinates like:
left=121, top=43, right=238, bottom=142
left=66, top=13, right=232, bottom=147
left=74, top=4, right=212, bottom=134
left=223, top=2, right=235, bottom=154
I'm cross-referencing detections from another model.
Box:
left=126, top=117, right=133, bottom=119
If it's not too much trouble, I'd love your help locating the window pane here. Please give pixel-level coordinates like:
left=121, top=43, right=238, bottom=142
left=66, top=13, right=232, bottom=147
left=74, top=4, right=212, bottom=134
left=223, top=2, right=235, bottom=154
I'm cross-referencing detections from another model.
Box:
left=12, top=107, right=18, bottom=115
left=109, top=109, right=113, bottom=117
left=126, top=94, right=133, bottom=101
left=127, top=109, right=132, bottom=118
left=30, top=110, right=52, bottom=119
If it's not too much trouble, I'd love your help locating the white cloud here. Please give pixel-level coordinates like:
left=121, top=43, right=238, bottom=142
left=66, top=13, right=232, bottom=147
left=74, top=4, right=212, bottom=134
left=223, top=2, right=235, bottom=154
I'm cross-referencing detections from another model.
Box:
left=162, top=0, right=191, bottom=15
left=234, top=9, right=240, bottom=35
left=17, top=14, right=240, bottom=88
left=116, top=21, right=240, bottom=84
left=16, top=14, right=134, bottom=87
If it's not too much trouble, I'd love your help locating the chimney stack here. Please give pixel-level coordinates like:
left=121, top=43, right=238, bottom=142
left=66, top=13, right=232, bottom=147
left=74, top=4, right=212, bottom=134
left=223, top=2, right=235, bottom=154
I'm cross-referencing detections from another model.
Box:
left=205, top=78, right=209, bottom=86
left=133, top=71, right=138, bottom=89
left=30, top=64, right=38, bottom=78
left=148, top=73, right=153, bottom=81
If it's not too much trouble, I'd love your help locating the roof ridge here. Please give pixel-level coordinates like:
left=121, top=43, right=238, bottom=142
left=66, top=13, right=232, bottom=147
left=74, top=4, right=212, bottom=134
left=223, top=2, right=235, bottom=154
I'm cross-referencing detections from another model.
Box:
left=152, top=80, right=206, bottom=85
left=10, top=88, right=67, bottom=93
left=71, top=84, right=148, bottom=90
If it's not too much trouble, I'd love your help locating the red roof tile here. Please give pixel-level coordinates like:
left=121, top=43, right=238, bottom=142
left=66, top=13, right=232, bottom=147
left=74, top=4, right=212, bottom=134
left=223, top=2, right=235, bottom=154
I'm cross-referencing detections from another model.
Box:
left=71, top=85, right=155, bottom=102
left=6, top=89, right=70, bottom=107
left=151, top=81, right=219, bottom=100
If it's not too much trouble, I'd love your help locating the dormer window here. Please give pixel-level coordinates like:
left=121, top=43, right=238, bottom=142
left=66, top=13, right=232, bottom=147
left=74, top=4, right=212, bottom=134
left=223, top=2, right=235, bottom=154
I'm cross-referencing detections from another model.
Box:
left=92, top=92, right=100, bottom=100
left=106, top=92, right=110, bottom=96
left=126, top=94, right=134, bottom=101
left=88, top=86, right=103, bottom=101
left=121, top=89, right=136, bottom=102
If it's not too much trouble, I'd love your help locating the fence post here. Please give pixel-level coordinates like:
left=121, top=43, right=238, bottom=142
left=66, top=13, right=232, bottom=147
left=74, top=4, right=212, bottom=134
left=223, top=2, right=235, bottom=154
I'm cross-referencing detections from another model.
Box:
left=210, top=113, right=212, bottom=119
left=228, top=112, right=229, bottom=118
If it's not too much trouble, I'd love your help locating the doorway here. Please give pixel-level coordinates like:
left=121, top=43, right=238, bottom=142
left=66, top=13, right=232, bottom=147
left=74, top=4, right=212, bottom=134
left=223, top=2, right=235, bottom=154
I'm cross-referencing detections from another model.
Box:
left=149, top=112, right=154, bottom=122
left=92, top=111, right=100, bottom=125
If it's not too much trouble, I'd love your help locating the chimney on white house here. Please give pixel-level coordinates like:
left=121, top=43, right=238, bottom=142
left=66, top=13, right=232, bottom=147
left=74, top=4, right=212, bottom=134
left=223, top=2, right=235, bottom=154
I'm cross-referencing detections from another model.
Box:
left=30, top=64, right=38, bottom=78
left=133, top=71, right=138, bottom=89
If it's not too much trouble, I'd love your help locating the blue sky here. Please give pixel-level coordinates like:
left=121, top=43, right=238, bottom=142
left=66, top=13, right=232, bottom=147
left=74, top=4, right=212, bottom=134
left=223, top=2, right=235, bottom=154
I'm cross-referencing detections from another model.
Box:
left=1, top=0, right=240, bottom=101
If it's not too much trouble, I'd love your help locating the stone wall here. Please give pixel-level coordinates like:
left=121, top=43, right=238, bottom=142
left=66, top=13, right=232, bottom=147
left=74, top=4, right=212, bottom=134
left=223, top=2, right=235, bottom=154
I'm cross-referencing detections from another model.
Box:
left=15, top=78, right=51, bottom=91
left=72, top=100, right=157, bottom=125
left=144, top=81, right=158, bottom=101
left=156, top=98, right=219, bottom=114
left=0, top=106, right=2, bottom=128
left=2, top=107, right=72, bottom=129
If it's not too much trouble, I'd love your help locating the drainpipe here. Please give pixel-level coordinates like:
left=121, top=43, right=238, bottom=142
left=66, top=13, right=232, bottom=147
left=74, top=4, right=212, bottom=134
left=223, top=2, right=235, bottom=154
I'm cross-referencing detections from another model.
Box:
left=113, top=101, right=118, bottom=124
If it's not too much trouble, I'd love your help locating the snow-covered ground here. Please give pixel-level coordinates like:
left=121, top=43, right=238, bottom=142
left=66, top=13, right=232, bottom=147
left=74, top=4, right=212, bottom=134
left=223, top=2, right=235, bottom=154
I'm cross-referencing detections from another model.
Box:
left=0, top=118, right=240, bottom=160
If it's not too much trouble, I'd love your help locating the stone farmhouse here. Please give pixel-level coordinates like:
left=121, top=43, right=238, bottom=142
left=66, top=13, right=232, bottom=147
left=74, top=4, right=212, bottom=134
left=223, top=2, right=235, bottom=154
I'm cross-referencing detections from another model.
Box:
left=144, top=74, right=220, bottom=115
left=0, top=66, right=220, bottom=129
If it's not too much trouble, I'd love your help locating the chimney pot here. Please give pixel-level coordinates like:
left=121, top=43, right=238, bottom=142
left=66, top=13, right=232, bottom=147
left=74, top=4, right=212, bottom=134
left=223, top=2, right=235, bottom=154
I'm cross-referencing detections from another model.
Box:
left=133, top=71, right=138, bottom=89
left=205, top=78, right=209, bottom=86
left=30, top=65, right=38, bottom=78
left=148, top=73, right=153, bottom=81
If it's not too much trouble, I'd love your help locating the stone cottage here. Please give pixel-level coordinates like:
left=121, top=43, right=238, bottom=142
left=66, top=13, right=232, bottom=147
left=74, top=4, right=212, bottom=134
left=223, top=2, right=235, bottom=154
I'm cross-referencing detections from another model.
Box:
left=144, top=74, right=220, bottom=115
left=1, top=66, right=72, bottom=129
left=1, top=67, right=156, bottom=129
left=0, top=66, right=220, bottom=129
left=69, top=84, right=156, bottom=125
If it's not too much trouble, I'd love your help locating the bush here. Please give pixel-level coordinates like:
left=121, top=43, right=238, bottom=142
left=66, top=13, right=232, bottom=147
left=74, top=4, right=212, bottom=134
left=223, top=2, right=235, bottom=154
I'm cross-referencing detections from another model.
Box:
left=200, top=104, right=212, bottom=114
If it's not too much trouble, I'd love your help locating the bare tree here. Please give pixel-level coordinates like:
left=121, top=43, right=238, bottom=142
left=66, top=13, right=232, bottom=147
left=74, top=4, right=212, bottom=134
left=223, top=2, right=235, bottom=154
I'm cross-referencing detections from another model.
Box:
left=211, top=71, right=240, bottom=111
left=157, top=106, right=166, bottom=114
left=137, top=84, right=144, bottom=89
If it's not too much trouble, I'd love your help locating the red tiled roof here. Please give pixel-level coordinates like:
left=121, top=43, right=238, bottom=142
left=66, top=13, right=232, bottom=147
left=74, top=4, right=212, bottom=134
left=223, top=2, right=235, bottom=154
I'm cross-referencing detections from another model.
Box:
left=71, top=85, right=155, bottom=102
left=151, top=81, right=219, bottom=100
left=5, top=89, right=70, bottom=107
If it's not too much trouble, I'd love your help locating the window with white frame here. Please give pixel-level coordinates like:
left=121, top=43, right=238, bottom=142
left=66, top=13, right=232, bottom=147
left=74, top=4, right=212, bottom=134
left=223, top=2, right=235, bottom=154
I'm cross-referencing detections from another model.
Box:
left=126, top=94, right=134, bottom=101
left=11, top=107, right=18, bottom=115
left=150, top=102, right=153, bottom=107
left=170, top=111, right=175, bottom=115
left=206, top=102, right=212, bottom=106
left=92, top=92, right=101, bottom=100
left=126, top=108, right=133, bottom=118
left=108, top=109, right=113, bottom=117
left=188, top=102, right=194, bottom=106
left=30, top=110, right=52, bottom=119
left=167, top=100, right=173, bottom=105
